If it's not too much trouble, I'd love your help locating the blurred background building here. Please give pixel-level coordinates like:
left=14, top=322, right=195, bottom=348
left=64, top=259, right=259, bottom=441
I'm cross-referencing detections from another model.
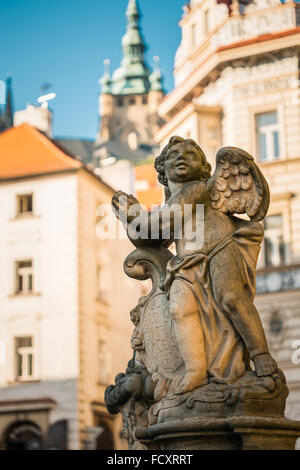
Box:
left=155, top=0, right=300, bottom=427
left=1, top=0, right=300, bottom=450
left=0, top=122, right=143, bottom=450
left=95, top=0, right=165, bottom=208
left=0, top=0, right=163, bottom=448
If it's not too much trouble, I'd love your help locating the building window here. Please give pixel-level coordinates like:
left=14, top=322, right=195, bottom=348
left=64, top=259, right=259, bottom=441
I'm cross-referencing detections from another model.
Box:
left=97, top=265, right=110, bottom=301
left=208, top=127, right=219, bottom=140
left=269, top=311, right=284, bottom=337
left=130, top=45, right=140, bottom=57
left=117, top=98, right=123, bottom=107
left=127, top=131, right=138, bottom=150
left=191, top=23, right=197, bottom=47
left=16, top=260, right=33, bottom=294
left=98, top=339, right=111, bottom=385
left=263, top=214, right=285, bottom=267
left=129, top=98, right=136, bottom=105
left=0, top=340, right=6, bottom=366
left=15, top=337, right=35, bottom=381
left=204, top=8, right=211, bottom=34
left=256, top=111, right=280, bottom=162
left=5, top=421, right=42, bottom=450
left=17, top=194, right=33, bottom=215
left=142, top=96, right=147, bottom=105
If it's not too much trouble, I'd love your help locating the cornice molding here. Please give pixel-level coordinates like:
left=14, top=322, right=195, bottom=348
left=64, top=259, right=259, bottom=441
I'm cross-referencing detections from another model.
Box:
left=159, top=42, right=299, bottom=122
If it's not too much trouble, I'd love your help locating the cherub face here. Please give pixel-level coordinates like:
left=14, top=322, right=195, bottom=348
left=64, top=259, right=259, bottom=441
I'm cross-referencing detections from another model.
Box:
left=164, top=143, right=203, bottom=184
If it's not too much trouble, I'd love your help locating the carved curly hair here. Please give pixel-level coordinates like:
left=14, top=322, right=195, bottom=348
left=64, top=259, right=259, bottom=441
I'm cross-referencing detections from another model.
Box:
left=154, top=136, right=212, bottom=190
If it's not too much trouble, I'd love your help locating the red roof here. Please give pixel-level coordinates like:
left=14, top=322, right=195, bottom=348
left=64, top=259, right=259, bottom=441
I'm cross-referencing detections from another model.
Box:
left=0, top=123, right=81, bottom=180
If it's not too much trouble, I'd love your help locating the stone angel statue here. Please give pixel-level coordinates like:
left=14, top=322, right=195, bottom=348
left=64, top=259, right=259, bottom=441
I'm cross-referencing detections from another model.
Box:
left=111, top=136, right=279, bottom=400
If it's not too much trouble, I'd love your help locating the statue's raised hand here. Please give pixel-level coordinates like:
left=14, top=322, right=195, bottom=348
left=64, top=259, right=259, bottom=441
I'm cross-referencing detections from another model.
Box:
left=112, top=190, right=141, bottom=225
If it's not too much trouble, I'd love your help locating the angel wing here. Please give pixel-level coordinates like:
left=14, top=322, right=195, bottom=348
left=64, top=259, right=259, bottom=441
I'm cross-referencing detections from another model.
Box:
left=208, top=147, right=270, bottom=222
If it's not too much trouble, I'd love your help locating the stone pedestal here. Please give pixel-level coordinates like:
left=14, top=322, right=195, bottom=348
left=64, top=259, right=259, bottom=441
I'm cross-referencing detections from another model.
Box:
left=136, top=417, right=300, bottom=450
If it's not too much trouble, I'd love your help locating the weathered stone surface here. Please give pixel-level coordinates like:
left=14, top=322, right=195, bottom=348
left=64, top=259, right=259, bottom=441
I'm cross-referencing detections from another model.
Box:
left=136, top=416, right=300, bottom=450
left=105, top=136, right=300, bottom=449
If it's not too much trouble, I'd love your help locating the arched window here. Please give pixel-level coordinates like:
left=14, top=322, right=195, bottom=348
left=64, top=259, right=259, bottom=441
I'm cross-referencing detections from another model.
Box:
left=95, top=422, right=114, bottom=450
left=4, top=421, right=43, bottom=450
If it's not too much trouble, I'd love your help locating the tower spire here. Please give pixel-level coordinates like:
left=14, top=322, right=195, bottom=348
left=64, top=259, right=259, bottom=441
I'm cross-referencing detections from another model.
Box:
left=126, top=0, right=139, bottom=20
left=100, top=59, right=112, bottom=95
left=149, top=56, right=164, bottom=92
left=111, top=0, right=151, bottom=95
left=5, top=77, right=13, bottom=128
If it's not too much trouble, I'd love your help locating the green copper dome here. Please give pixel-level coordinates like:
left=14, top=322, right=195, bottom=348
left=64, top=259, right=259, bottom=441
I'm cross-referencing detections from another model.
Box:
left=111, top=0, right=151, bottom=95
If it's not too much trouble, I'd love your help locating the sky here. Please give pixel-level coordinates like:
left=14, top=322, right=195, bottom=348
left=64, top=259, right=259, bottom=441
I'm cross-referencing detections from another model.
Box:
left=0, top=0, right=187, bottom=139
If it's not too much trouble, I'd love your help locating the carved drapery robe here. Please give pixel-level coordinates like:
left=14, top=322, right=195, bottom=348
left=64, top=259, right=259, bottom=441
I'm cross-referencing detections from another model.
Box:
left=164, top=218, right=263, bottom=384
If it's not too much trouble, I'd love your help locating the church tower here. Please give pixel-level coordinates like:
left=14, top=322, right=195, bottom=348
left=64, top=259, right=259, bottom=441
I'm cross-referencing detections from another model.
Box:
left=0, top=77, right=14, bottom=133
left=98, top=0, right=164, bottom=161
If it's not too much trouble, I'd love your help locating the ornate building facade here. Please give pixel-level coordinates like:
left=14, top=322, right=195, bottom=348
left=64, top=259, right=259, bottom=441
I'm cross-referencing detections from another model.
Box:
left=155, top=0, right=300, bottom=426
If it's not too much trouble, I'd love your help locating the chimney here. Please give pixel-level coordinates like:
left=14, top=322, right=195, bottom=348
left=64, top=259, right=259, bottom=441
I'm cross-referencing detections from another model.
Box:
left=14, top=104, right=52, bottom=136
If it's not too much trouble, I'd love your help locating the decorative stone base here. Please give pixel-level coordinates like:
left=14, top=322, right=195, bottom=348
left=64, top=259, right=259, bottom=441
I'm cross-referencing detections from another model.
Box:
left=148, top=371, right=289, bottom=426
left=136, top=416, right=300, bottom=450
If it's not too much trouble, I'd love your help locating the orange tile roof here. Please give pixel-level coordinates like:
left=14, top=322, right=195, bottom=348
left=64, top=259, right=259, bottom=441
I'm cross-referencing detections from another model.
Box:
left=134, top=163, right=164, bottom=209
left=137, top=186, right=164, bottom=209
left=134, top=163, right=159, bottom=187
left=0, top=123, right=81, bottom=180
